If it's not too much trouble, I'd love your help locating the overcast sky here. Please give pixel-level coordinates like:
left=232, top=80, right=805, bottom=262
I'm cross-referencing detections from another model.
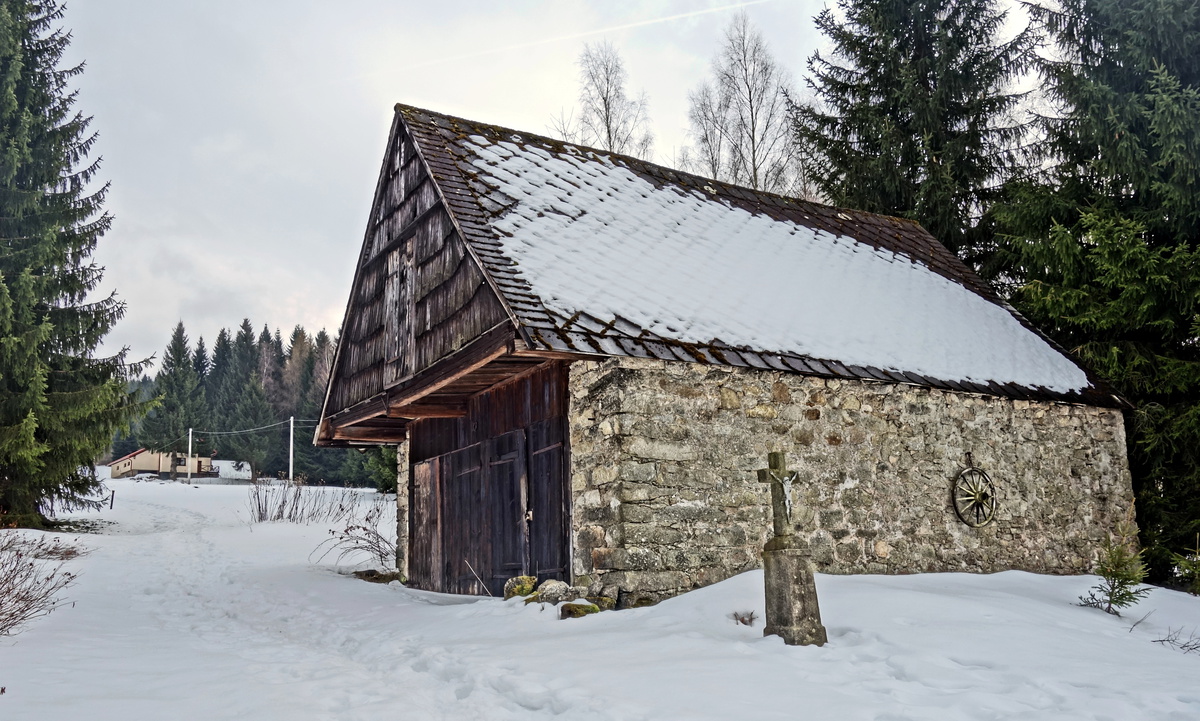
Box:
left=64, top=0, right=830, bottom=370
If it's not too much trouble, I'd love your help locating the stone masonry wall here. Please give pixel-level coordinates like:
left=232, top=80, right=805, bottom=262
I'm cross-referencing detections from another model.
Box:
left=395, top=440, right=410, bottom=580
left=567, top=357, right=1133, bottom=607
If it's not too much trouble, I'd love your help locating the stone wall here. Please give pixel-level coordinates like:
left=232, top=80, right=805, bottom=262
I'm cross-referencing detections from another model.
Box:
left=567, top=357, right=1133, bottom=607
left=395, top=440, right=410, bottom=579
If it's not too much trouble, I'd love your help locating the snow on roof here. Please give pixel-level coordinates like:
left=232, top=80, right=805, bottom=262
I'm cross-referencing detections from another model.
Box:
left=109, top=448, right=149, bottom=465
left=396, top=105, right=1105, bottom=400
left=459, top=139, right=1086, bottom=394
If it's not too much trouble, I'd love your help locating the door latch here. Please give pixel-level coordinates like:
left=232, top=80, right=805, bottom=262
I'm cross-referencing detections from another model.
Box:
left=525, top=510, right=533, bottom=522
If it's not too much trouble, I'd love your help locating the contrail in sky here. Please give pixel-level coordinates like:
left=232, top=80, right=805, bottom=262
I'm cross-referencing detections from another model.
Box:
left=399, top=0, right=780, bottom=70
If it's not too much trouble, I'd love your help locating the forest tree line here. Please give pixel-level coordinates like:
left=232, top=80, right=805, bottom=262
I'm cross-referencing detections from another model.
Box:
left=114, top=320, right=396, bottom=491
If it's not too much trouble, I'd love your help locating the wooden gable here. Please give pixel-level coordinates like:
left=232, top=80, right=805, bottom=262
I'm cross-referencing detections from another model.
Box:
left=317, top=114, right=546, bottom=446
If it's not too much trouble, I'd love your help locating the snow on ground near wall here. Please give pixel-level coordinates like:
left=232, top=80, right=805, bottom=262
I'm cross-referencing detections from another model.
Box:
left=3, top=480, right=1197, bottom=721
left=467, top=137, right=1089, bottom=393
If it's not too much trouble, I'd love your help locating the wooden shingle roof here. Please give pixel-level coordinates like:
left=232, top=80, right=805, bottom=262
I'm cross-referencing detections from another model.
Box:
left=392, top=104, right=1120, bottom=408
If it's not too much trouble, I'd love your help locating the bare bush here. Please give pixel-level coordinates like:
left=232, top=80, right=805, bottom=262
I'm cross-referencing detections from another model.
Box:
left=246, top=481, right=367, bottom=525
left=1, top=532, right=88, bottom=636
left=1154, top=627, right=1200, bottom=654
left=312, top=493, right=398, bottom=570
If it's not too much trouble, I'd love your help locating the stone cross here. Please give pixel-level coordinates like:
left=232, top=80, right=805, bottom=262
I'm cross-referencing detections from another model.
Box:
left=757, top=450, right=827, bottom=647
left=757, top=451, right=797, bottom=537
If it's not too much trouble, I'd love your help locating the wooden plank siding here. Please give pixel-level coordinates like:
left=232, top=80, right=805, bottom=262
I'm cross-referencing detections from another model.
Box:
left=409, top=362, right=568, bottom=463
left=405, top=362, right=570, bottom=595
left=327, top=123, right=509, bottom=416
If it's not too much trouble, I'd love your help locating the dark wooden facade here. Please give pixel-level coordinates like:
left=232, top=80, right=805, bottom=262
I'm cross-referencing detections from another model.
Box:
left=322, top=115, right=512, bottom=445
left=408, top=362, right=569, bottom=596
left=319, top=112, right=571, bottom=596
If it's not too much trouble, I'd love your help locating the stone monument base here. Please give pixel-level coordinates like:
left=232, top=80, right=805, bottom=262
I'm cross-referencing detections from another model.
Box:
left=763, top=536, right=828, bottom=647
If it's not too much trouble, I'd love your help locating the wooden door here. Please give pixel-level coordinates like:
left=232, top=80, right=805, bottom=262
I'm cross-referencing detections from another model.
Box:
left=440, top=443, right=487, bottom=595
left=409, top=457, right=442, bottom=591
left=486, top=429, right=528, bottom=595
left=407, top=421, right=569, bottom=595
left=528, top=419, right=569, bottom=583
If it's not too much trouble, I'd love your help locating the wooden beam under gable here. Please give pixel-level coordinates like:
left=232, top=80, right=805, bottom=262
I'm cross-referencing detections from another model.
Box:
left=387, top=402, right=469, bottom=419
left=384, top=321, right=517, bottom=407
left=331, top=425, right=409, bottom=444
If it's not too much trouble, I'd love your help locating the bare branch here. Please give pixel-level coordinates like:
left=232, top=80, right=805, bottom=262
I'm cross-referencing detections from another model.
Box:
left=547, top=108, right=581, bottom=144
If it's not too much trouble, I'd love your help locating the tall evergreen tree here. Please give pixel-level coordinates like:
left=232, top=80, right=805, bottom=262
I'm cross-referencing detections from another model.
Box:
left=210, top=319, right=255, bottom=435
left=140, top=322, right=205, bottom=478
left=791, top=0, right=1033, bottom=261
left=205, top=328, right=231, bottom=428
left=256, top=324, right=287, bottom=474
left=192, top=335, right=209, bottom=385
left=0, top=1, right=143, bottom=524
left=223, top=372, right=274, bottom=481
left=997, top=0, right=1200, bottom=581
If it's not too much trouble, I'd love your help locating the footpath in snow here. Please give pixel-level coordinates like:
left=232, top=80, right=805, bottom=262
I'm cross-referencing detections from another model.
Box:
left=1, top=478, right=1198, bottom=720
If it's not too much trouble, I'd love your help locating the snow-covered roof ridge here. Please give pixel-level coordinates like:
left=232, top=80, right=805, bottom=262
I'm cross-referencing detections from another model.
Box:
left=396, top=103, right=1119, bottom=406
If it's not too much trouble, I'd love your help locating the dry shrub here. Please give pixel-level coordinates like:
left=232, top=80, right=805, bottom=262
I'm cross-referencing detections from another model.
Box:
left=312, top=493, right=397, bottom=570
left=0, top=532, right=88, bottom=636
left=1155, top=627, right=1200, bottom=654
left=246, top=481, right=366, bottom=525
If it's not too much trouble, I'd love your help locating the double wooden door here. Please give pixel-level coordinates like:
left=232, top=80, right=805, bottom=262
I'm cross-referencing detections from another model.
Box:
left=409, top=420, right=567, bottom=596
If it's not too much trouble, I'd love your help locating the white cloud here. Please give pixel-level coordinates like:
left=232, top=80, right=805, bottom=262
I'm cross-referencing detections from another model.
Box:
left=63, top=0, right=827, bottom=368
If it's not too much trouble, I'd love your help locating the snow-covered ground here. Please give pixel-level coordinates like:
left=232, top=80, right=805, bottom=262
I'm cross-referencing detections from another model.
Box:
left=2, top=479, right=1197, bottom=720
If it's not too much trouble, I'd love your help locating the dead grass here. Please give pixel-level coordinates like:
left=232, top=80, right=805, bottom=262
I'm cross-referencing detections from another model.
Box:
left=246, top=482, right=367, bottom=525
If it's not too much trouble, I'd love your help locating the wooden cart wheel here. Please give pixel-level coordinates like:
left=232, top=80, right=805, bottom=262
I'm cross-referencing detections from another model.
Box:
left=952, top=467, right=997, bottom=528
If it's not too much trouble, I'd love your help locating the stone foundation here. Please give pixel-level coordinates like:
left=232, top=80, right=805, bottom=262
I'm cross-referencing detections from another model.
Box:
left=567, top=357, right=1132, bottom=606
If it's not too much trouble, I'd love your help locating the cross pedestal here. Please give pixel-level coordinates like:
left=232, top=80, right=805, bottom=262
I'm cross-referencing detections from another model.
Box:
left=757, top=451, right=827, bottom=647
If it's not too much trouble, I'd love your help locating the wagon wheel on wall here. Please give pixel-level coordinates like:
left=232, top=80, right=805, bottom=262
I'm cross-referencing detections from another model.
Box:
left=952, top=466, right=997, bottom=528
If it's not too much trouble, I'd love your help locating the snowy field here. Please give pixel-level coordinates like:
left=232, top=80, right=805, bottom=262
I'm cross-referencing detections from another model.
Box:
left=2, top=479, right=1198, bottom=720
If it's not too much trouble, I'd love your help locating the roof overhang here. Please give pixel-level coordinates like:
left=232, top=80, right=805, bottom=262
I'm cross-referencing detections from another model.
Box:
left=315, top=323, right=573, bottom=447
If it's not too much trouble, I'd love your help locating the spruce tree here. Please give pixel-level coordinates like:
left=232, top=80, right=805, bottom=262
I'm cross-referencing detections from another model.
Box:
left=223, top=373, right=274, bottom=481
left=205, top=328, right=231, bottom=429
left=210, top=319, right=256, bottom=435
left=192, top=335, right=209, bottom=384
left=792, top=0, right=1033, bottom=261
left=140, top=322, right=205, bottom=479
left=0, top=2, right=143, bottom=524
left=256, top=325, right=286, bottom=474
left=997, top=0, right=1200, bottom=581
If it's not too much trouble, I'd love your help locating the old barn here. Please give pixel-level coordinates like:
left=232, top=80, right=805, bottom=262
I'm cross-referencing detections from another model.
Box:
left=316, top=104, right=1133, bottom=607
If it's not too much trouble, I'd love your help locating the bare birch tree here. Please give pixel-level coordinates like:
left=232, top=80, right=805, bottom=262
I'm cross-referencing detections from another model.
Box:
left=549, top=41, right=654, bottom=160
left=684, top=13, right=807, bottom=196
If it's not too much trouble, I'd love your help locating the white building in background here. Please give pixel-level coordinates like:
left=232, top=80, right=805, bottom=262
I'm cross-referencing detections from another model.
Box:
left=108, top=449, right=214, bottom=478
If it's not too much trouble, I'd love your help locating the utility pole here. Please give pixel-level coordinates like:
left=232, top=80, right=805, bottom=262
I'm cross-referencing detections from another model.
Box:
left=289, top=416, right=294, bottom=483
left=187, top=428, right=193, bottom=482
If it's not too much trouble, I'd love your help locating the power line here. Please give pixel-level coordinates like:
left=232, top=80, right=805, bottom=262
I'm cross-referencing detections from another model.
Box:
left=194, top=419, right=320, bottom=437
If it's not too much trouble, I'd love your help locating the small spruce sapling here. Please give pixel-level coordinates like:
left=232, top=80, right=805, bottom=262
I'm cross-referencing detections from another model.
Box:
left=1079, top=509, right=1151, bottom=615
left=1171, top=534, right=1200, bottom=596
